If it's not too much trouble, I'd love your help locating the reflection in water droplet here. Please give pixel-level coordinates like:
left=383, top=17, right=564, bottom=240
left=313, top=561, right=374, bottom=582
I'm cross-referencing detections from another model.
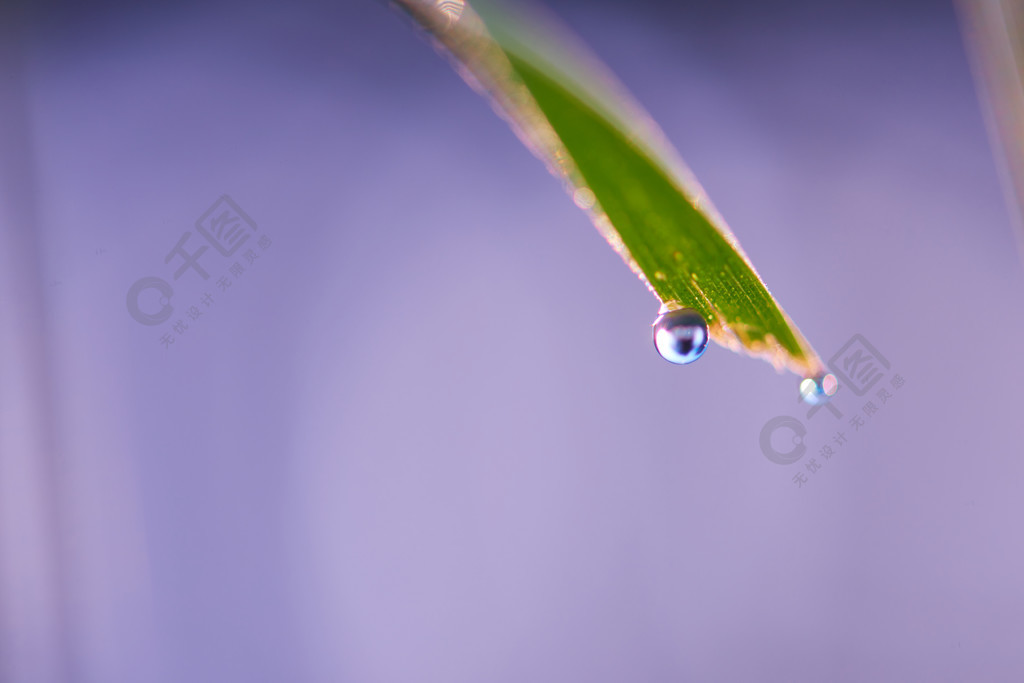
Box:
left=799, top=373, right=838, bottom=405
left=437, top=0, right=466, bottom=27
left=652, top=309, right=709, bottom=365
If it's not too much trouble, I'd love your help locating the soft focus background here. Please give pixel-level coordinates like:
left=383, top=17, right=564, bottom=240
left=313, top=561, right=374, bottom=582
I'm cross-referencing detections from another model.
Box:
left=2, top=0, right=1023, bottom=681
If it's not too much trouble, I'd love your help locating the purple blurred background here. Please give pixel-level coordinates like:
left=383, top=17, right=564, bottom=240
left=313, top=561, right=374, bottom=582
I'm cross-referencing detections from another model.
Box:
left=2, top=0, right=1023, bottom=680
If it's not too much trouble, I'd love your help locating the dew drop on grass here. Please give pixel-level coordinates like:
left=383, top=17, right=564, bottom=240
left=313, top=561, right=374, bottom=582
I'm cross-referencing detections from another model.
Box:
left=653, top=309, right=709, bottom=365
left=573, top=187, right=596, bottom=209
left=799, top=372, right=838, bottom=405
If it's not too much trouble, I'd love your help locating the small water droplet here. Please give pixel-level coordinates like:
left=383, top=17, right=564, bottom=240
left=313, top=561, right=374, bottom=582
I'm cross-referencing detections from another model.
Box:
left=573, top=187, right=596, bottom=209
left=799, top=372, right=837, bottom=405
left=653, top=309, right=709, bottom=365
left=654, top=271, right=667, bottom=281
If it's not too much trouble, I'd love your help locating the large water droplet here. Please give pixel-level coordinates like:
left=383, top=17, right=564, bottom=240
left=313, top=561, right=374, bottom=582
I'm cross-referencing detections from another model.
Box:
left=653, top=309, right=709, bottom=365
left=799, top=372, right=837, bottom=405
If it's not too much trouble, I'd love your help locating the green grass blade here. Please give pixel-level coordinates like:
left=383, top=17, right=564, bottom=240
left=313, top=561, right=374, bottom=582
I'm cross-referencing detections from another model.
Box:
left=394, top=0, right=826, bottom=378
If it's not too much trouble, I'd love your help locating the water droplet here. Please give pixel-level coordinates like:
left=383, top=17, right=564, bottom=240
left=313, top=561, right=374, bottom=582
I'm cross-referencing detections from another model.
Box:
left=653, top=309, right=709, bottom=365
left=654, top=271, right=667, bottom=281
left=799, top=372, right=837, bottom=405
left=573, top=187, right=596, bottom=209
